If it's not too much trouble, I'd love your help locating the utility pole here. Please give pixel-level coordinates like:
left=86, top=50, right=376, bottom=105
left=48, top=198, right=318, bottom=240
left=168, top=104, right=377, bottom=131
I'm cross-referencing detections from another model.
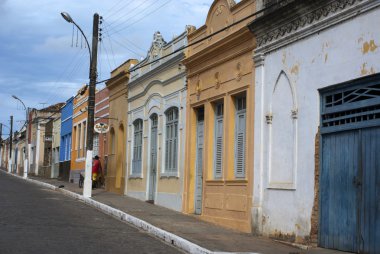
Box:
left=8, top=116, right=13, bottom=173
left=83, top=13, right=100, bottom=198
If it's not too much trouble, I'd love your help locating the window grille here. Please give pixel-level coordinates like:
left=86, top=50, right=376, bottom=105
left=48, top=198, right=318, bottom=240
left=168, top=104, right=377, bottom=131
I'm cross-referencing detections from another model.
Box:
left=321, top=80, right=380, bottom=132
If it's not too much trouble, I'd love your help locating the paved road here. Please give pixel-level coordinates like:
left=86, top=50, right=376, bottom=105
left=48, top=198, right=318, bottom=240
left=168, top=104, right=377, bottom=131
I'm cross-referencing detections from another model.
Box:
left=0, top=172, right=182, bottom=254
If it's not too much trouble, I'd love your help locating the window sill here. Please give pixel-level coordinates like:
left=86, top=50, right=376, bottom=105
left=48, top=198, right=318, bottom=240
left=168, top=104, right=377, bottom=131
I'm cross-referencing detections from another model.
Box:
left=129, top=174, right=143, bottom=179
left=160, top=173, right=179, bottom=179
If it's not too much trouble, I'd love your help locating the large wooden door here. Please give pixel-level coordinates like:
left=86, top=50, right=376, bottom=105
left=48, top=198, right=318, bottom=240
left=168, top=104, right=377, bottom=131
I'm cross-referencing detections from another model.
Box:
left=320, top=75, right=380, bottom=253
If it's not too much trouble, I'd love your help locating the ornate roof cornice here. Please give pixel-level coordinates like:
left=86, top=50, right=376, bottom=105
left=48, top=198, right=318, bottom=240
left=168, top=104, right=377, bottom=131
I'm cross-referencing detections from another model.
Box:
left=249, top=0, right=377, bottom=52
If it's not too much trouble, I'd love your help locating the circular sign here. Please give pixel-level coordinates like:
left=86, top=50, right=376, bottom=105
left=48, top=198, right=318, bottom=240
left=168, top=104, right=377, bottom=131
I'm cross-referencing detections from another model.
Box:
left=94, top=122, right=110, bottom=134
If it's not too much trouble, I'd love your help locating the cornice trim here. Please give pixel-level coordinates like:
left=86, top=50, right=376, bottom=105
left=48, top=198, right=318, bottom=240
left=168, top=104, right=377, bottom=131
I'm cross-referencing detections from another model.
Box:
left=249, top=0, right=378, bottom=53
left=128, top=72, right=186, bottom=102
left=129, top=52, right=185, bottom=86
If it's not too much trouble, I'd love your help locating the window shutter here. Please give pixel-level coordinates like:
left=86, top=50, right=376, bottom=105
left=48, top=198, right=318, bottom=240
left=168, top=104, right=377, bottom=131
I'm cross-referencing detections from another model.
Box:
left=214, top=117, right=223, bottom=178
left=235, top=110, right=246, bottom=178
left=133, top=120, right=143, bottom=175
left=165, top=108, right=179, bottom=173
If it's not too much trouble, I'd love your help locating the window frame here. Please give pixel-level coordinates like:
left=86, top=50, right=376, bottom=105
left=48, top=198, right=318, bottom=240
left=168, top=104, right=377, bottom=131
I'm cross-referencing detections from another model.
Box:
left=234, top=94, right=247, bottom=179
left=163, top=107, right=179, bottom=176
left=131, top=119, right=143, bottom=176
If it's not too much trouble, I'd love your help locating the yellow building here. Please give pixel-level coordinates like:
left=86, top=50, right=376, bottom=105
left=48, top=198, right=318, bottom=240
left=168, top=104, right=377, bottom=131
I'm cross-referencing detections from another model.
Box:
left=70, top=85, right=89, bottom=183
left=182, top=0, right=256, bottom=232
left=105, top=59, right=137, bottom=194
left=125, top=31, right=189, bottom=211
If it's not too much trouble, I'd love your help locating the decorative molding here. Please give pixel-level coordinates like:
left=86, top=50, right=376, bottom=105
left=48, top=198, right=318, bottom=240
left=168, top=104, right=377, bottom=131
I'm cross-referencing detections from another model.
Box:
left=215, top=72, right=221, bottom=88
left=235, top=62, right=242, bottom=81
left=291, top=109, right=298, bottom=119
left=266, top=113, right=273, bottom=124
left=250, top=0, right=368, bottom=49
left=253, top=53, right=265, bottom=67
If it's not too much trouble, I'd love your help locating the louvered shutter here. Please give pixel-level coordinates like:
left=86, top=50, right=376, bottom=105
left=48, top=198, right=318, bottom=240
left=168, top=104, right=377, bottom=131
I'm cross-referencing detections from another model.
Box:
left=235, top=111, right=246, bottom=178
left=214, top=117, right=223, bottom=178
left=165, top=108, right=179, bottom=173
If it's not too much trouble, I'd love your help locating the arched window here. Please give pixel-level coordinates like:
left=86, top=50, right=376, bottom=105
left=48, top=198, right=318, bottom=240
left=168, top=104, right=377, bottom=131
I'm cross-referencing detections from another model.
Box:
left=132, top=119, right=143, bottom=175
left=165, top=107, right=179, bottom=173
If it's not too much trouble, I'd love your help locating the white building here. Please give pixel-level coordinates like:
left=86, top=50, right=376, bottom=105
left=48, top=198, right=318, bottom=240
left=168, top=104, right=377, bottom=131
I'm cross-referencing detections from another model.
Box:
left=249, top=0, right=380, bottom=252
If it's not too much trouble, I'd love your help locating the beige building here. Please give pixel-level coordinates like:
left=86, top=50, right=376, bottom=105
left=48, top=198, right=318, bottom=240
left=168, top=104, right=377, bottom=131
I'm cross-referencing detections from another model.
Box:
left=126, top=31, right=188, bottom=211
left=182, top=0, right=256, bottom=232
left=105, top=59, right=137, bottom=194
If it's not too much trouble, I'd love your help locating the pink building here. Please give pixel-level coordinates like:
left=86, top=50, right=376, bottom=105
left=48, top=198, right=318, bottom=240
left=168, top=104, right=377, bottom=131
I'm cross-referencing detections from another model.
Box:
left=94, top=87, right=109, bottom=175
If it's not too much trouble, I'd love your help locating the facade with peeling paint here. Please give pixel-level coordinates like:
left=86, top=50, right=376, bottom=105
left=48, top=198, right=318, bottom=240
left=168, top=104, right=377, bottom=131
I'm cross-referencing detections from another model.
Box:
left=249, top=0, right=380, bottom=250
left=125, top=31, right=188, bottom=212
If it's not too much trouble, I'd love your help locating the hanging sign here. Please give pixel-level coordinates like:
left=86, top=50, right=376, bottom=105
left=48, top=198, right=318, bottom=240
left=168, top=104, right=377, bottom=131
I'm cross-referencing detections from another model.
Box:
left=94, top=123, right=109, bottom=134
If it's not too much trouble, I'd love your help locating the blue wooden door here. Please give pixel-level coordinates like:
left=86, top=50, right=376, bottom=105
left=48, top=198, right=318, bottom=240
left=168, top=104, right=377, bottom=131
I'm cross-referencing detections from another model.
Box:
left=360, top=127, right=380, bottom=253
left=320, top=74, right=380, bottom=253
left=320, top=130, right=360, bottom=252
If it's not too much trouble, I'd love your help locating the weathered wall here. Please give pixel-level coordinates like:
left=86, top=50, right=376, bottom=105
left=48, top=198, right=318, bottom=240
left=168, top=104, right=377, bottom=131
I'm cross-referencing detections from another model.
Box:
left=251, top=1, right=380, bottom=242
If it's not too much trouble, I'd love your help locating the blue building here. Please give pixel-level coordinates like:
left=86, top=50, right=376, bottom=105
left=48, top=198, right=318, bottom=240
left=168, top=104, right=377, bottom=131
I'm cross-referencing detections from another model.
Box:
left=59, top=97, right=73, bottom=180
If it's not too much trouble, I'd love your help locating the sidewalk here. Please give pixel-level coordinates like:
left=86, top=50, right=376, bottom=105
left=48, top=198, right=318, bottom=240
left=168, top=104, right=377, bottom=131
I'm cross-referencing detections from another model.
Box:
left=3, top=170, right=348, bottom=254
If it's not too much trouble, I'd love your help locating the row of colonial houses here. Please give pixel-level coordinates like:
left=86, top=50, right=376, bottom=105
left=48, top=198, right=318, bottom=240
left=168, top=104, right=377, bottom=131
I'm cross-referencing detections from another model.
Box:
left=1, top=0, right=379, bottom=252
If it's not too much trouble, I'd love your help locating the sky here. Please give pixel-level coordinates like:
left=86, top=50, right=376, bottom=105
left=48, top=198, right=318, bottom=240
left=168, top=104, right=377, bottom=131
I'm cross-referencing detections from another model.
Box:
left=0, top=0, right=213, bottom=136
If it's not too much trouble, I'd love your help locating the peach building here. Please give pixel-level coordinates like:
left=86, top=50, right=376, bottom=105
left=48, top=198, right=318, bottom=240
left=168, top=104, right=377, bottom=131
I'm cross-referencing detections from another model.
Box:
left=182, top=0, right=256, bottom=232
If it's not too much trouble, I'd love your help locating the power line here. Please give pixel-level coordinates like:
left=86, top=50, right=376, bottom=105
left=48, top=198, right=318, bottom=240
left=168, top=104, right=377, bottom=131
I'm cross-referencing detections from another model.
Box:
left=97, top=0, right=288, bottom=85
left=107, top=0, right=173, bottom=36
left=103, top=20, right=147, bottom=54
left=104, top=0, right=152, bottom=27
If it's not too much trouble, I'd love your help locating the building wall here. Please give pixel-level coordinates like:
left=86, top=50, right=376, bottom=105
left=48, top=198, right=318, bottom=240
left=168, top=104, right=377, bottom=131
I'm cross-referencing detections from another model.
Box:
left=59, top=97, right=73, bottom=180
left=249, top=0, right=380, bottom=243
left=183, top=0, right=256, bottom=233
left=70, top=86, right=89, bottom=183
left=94, top=87, right=109, bottom=176
left=106, top=60, right=137, bottom=194
left=126, top=31, right=188, bottom=211
left=51, top=117, right=61, bottom=178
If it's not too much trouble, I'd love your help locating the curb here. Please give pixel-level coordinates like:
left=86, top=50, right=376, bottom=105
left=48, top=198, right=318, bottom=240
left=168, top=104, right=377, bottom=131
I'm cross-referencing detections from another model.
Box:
left=2, top=171, right=214, bottom=254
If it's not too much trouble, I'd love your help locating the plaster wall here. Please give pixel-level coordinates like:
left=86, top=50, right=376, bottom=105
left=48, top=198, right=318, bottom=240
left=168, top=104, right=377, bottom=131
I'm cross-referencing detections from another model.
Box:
left=252, top=4, right=380, bottom=242
left=126, top=32, right=187, bottom=212
left=183, top=0, right=256, bottom=233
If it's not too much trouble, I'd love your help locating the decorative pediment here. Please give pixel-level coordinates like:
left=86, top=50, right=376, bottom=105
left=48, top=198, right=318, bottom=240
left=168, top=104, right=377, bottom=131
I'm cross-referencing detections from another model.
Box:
left=205, top=0, right=235, bottom=35
left=148, top=31, right=166, bottom=60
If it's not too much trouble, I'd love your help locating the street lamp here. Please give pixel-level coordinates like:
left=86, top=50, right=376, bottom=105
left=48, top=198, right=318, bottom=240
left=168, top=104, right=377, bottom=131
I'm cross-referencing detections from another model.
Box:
left=61, top=12, right=99, bottom=198
left=12, top=95, right=28, bottom=178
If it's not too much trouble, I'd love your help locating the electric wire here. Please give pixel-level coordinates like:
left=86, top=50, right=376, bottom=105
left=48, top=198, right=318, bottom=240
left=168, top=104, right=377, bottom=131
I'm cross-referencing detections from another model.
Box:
left=103, top=20, right=147, bottom=54
left=104, top=0, right=152, bottom=27
left=96, top=0, right=289, bottom=85
left=104, top=0, right=153, bottom=31
left=107, top=0, right=173, bottom=36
